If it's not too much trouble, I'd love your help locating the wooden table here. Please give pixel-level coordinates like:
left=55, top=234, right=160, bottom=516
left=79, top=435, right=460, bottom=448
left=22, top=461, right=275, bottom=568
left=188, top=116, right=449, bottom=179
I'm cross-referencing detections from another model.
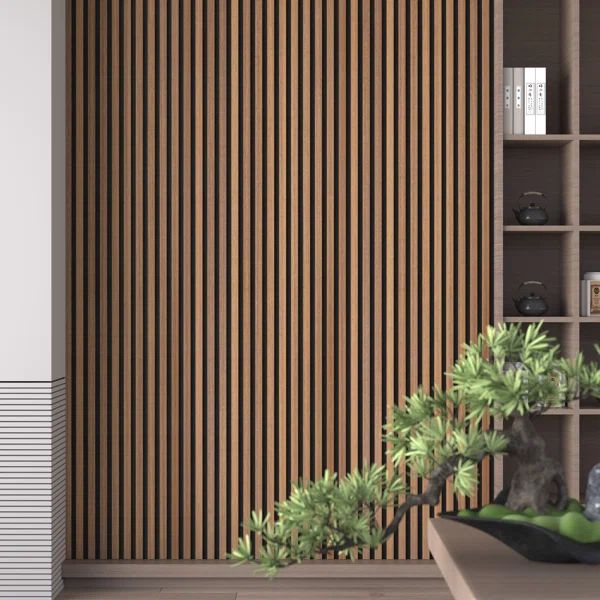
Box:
left=429, top=518, right=600, bottom=600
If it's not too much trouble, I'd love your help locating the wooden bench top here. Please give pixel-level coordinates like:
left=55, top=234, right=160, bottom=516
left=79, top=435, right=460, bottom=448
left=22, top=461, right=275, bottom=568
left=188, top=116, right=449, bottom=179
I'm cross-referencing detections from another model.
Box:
left=429, top=518, right=600, bottom=600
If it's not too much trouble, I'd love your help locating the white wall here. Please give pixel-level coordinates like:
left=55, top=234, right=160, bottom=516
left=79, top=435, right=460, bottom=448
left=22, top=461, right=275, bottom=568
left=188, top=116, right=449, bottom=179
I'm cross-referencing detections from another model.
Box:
left=0, top=0, right=65, bottom=381
left=0, top=3, right=66, bottom=598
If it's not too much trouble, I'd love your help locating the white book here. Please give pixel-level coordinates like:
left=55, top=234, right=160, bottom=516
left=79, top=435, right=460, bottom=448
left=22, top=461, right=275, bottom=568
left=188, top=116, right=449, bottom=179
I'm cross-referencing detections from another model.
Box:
left=582, top=280, right=590, bottom=317
left=513, top=67, right=524, bottom=134
left=535, top=67, right=546, bottom=135
left=503, top=68, right=513, bottom=135
left=524, top=67, right=536, bottom=134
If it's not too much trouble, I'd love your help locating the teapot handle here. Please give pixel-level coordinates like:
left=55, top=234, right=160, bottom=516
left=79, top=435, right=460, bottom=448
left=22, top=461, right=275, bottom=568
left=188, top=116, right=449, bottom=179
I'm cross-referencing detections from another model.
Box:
left=518, top=280, right=547, bottom=290
left=519, top=191, right=546, bottom=209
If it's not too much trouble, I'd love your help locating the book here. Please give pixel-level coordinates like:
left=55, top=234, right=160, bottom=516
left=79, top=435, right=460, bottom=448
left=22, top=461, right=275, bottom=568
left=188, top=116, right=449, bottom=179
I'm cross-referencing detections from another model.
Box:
left=513, top=67, right=524, bottom=134
left=504, top=67, right=513, bottom=135
left=524, top=67, right=536, bottom=134
left=535, top=67, right=546, bottom=135
left=582, top=280, right=590, bottom=316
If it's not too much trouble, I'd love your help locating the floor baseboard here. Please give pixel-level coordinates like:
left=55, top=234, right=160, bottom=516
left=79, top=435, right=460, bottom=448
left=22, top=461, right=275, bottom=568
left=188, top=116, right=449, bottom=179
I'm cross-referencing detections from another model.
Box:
left=63, top=559, right=441, bottom=584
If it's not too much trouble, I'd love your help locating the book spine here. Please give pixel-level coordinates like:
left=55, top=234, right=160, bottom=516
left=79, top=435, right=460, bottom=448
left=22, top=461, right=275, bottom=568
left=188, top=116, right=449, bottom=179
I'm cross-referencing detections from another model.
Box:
left=504, top=67, right=513, bottom=135
left=535, top=67, right=546, bottom=135
left=582, top=280, right=590, bottom=317
left=513, top=67, right=524, bottom=135
left=524, top=67, right=536, bottom=134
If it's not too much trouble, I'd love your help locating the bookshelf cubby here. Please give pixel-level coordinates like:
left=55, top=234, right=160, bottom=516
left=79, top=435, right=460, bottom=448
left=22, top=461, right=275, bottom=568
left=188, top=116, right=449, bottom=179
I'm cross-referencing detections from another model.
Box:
left=494, top=0, right=600, bottom=500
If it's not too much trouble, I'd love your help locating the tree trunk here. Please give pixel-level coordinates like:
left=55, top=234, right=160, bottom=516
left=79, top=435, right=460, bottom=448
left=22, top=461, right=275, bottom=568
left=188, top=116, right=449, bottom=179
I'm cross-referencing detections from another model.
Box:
left=505, top=415, right=569, bottom=513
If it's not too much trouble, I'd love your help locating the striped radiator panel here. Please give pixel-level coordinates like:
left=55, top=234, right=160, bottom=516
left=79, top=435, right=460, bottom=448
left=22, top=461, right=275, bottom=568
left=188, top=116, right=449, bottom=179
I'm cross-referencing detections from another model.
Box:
left=0, top=379, right=66, bottom=599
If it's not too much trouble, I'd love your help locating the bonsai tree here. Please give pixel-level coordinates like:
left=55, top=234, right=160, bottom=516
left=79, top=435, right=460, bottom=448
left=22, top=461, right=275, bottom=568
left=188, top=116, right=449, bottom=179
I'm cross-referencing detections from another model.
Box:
left=230, top=322, right=600, bottom=575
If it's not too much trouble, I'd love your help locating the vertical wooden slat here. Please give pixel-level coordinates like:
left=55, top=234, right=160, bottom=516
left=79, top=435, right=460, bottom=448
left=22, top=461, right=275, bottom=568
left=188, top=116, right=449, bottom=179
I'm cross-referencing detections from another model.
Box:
left=122, top=0, right=133, bottom=559
left=337, top=0, right=347, bottom=480
left=146, top=0, right=156, bottom=560
left=86, top=0, right=97, bottom=560
left=74, top=0, right=84, bottom=557
left=456, top=0, right=467, bottom=513
left=253, top=0, right=264, bottom=551
left=241, top=0, right=252, bottom=540
left=169, top=0, right=181, bottom=558
left=325, top=0, right=335, bottom=475
left=289, top=0, right=300, bottom=490
left=277, top=0, right=288, bottom=505
left=301, top=0, right=311, bottom=486
left=110, top=0, right=121, bottom=560
left=313, top=0, right=323, bottom=481
left=432, top=0, right=444, bottom=540
left=217, top=0, right=228, bottom=560
left=205, top=0, right=216, bottom=560
left=121, top=2, right=135, bottom=559
left=349, top=0, right=359, bottom=473
left=158, top=0, right=168, bottom=560
left=433, top=1, right=443, bottom=392
left=420, top=0, right=431, bottom=556
left=408, top=0, right=419, bottom=560
left=372, top=0, right=383, bottom=562
left=181, top=0, right=193, bottom=560
left=469, top=0, right=479, bottom=370
left=444, top=0, right=456, bottom=516
left=361, top=0, right=371, bottom=496
left=396, top=0, right=407, bottom=561
left=384, top=0, right=395, bottom=560
left=265, top=0, right=276, bottom=524
left=134, top=0, right=145, bottom=559
left=230, top=0, right=241, bottom=554
left=193, top=0, right=205, bottom=559
left=360, top=0, right=371, bottom=560
left=480, top=0, right=492, bottom=508
left=98, top=0, right=109, bottom=561
left=68, top=0, right=494, bottom=561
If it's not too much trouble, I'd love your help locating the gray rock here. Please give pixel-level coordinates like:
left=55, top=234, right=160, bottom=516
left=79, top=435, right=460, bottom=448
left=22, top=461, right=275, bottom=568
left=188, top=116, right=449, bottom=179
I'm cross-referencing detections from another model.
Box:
left=584, top=463, right=600, bottom=521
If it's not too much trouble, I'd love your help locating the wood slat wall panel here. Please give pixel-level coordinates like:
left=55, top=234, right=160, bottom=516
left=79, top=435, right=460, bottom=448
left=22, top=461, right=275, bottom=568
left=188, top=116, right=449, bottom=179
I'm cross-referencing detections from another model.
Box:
left=67, top=0, right=492, bottom=561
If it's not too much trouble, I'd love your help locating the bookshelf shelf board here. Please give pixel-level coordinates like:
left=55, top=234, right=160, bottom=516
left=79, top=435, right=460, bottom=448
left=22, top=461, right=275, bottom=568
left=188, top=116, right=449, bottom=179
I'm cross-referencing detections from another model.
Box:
left=503, top=316, right=574, bottom=323
left=503, top=225, right=574, bottom=233
left=580, top=408, right=600, bottom=415
left=543, top=408, right=576, bottom=416
left=504, top=134, right=575, bottom=147
left=579, top=226, right=600, bottom=232
left=580, top=134, right=600, bottom=143
left=579, top=316, right=600, bottom=323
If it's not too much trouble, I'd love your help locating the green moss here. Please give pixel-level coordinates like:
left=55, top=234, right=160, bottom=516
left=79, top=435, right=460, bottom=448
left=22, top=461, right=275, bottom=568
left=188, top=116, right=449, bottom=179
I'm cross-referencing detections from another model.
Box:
left=458, top=501, right=600, bottom=543
left=502, top=513, right=531, bottom=523
left=566, top=498, right=584, bottom=513
left=558, top=512, right=594, bottom=543
left=531, top=515, right=560, bottom=532
left=478, top=504, right=514, bottom=519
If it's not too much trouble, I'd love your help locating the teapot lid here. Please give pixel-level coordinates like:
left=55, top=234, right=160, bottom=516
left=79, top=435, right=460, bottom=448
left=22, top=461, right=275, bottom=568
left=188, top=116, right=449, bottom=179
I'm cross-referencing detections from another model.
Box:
left=518, top=280, right=546, bottom=290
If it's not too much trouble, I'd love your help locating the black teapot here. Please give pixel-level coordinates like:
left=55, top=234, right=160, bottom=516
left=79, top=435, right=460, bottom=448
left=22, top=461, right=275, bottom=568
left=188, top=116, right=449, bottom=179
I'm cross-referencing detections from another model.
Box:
left=513, top=191, right=549, bottom=225
left=513, top=281, right=548, bottom=316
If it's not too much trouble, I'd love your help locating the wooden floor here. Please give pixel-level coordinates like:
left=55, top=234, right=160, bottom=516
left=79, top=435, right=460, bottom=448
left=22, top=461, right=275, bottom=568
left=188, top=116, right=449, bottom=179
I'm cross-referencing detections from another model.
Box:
left=60, top=579, right=452, bottom=599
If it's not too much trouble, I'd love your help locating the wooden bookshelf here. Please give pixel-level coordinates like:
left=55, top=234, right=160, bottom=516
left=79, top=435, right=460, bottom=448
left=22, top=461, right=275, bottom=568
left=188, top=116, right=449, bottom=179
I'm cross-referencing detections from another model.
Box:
left=494, top=0, right=600, bottom=500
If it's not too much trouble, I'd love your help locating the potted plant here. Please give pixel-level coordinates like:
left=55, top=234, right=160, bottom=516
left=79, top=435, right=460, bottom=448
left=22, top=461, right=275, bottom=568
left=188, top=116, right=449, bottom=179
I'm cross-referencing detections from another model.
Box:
left=230, top=323, right=600, bottom=575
